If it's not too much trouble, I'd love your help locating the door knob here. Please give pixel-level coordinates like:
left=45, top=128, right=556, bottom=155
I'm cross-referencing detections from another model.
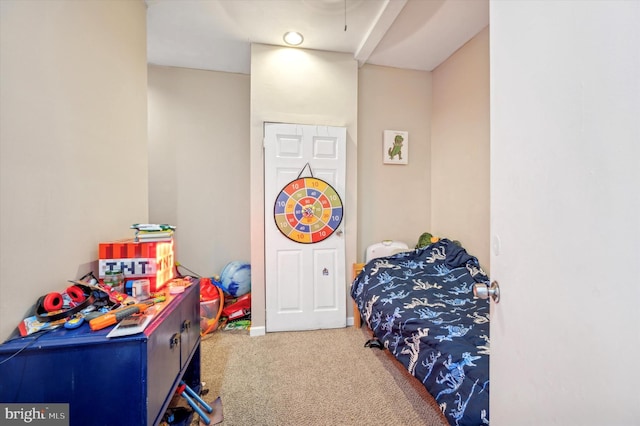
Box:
left=473, top=281, right=500, bottom=303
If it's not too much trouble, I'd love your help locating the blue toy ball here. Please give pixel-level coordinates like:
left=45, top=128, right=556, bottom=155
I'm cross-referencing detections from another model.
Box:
left=220, top=261, right=251, bottom=297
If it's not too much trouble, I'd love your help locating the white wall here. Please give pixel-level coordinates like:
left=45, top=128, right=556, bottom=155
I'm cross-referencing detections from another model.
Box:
left=249, top=44, right=358, bottom=335
left=357, top=65, right=432, bottom=255
left=0, top=0, right=148, bottom=341
left=147, top=66, right=251, bottom=276
left=431, top=27, right=490, bottom=270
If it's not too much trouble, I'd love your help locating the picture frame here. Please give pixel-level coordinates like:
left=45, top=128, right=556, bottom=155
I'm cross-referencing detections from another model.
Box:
left=383, top=130, right=408, bottom=165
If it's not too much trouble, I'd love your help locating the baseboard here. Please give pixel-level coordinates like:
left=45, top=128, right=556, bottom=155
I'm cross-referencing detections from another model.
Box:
left=249, top=321, right=355, bottom=335
left=249, top=325, right=265, bottom=337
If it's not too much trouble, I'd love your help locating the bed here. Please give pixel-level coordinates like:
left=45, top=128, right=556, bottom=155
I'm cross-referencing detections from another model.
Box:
left=351, top=239, right=490, bottom=426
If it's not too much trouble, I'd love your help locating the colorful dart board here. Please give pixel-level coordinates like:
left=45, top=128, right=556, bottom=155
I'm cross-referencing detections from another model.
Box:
left=274, top=177, right=343, bottom=244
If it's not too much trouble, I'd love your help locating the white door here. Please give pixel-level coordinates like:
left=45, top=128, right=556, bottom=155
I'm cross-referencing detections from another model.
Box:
left=490, top=2, right=640, bottom=425
left=264, top=123, right=347, bottom=332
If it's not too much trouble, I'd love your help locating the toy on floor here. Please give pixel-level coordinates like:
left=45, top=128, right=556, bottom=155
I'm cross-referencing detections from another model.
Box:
left=222, top=293, right=250, bottom=321
left=176, top=381, right=213, bottom=425
left=219, top=261, right=251, bottom=297
left=200, top=277, right=224, bottom=336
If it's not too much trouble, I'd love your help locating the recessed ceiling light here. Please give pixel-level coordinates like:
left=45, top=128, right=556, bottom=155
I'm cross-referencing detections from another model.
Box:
left=283, top=31, right=304, bottom=46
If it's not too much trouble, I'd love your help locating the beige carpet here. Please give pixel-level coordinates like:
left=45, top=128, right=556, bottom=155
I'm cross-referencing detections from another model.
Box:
left=195, top=326, right=448, bottom=426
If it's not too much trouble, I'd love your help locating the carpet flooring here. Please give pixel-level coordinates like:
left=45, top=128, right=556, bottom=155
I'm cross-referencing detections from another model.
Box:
left=195, top=326, right=448, bottom=425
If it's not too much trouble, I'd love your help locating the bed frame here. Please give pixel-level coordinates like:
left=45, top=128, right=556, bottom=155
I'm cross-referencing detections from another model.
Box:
left=352, top=262, right=365, bottom=328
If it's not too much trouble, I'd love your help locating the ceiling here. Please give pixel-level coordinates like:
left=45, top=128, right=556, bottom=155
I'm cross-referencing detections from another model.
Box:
left=146, top=0, right=489, bottom=75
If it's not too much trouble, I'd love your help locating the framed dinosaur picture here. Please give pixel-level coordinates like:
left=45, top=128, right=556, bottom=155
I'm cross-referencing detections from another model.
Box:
left=383, top=130, right=409, bottom=165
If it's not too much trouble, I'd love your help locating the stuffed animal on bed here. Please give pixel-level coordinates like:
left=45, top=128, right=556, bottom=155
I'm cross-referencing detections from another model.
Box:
left=415, top=232, right=462, bottom=248
left=416, top=232, right=438, bottom=248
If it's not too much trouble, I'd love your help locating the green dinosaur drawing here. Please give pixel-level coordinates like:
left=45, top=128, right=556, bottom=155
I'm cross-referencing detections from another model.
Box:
left=388, top=134, right=404, bottom=160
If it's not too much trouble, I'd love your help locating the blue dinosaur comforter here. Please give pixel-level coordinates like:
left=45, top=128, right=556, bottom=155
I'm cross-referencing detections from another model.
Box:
left=351, top=239, right=490, bottom=426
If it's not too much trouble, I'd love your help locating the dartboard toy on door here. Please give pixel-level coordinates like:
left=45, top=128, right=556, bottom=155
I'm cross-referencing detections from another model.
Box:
left=274, top=177, right=343, bottom=244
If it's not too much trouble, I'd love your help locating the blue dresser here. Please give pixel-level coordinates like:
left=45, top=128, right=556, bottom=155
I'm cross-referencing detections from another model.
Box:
left=0, top=281, right=201, bottom=426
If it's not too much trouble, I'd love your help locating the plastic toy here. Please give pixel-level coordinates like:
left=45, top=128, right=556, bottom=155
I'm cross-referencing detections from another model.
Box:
left=88, top=296, right=165, bottom=331
left=219, top=261, right=251, bottom=297
left=200, top=277, right=224, bottom=336
left=176, top=381, right=213, bottom=425
left=64, top=316, right=85, bottom=330
left=222, top=293, right=250, bottom=320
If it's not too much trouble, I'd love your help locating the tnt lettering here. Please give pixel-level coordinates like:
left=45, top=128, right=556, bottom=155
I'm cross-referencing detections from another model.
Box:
left=99, top=259, right=157, bottom=278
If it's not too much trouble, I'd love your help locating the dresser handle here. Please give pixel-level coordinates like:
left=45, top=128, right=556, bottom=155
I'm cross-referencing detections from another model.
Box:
left=170, top=333, right=181, bottom=349
left=181, top=320, right=191, bottom=332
